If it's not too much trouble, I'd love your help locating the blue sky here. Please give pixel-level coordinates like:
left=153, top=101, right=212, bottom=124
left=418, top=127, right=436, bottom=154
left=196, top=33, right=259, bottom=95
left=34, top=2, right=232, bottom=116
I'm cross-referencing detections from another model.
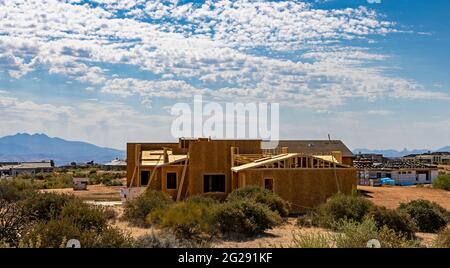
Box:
left=0, top=0, right=449, bottom=151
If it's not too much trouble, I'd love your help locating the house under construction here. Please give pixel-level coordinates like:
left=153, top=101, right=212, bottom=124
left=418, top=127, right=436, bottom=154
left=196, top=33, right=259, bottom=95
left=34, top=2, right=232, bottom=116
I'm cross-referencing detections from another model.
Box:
left=126, top=138, right=357, bottom=213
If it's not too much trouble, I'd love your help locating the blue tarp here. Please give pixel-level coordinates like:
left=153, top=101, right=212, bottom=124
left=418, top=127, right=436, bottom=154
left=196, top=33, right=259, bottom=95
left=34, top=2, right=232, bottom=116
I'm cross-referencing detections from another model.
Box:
left=380, top=177, right=395, bottom=186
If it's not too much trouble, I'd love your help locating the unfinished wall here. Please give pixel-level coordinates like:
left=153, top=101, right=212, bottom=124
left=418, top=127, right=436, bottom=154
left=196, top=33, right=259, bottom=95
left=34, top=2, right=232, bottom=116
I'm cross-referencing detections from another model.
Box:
left=187, top=140, right=261, bottom=198
left=237, top=168, right=357, bottom=213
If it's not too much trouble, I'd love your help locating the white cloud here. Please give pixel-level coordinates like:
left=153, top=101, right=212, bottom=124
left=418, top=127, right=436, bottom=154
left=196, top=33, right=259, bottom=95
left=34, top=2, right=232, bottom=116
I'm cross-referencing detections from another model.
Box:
left=0, top=0, right=447, bottom=113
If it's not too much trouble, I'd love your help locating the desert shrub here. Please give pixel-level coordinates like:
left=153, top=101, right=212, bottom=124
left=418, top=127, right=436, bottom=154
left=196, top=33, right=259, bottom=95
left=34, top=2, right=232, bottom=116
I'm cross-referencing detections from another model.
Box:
left=333, top=217, right=420, bottom=248
left=297, top=210, right=322, bottom=228
left=0, top=182, right=25, bottom=201
left=187, top=195, right=219, bottom=205
left=8, top=177, right=41, bottom=190
left=291, top=232, right=332, bottom=248
left=82, top=227, right=135, bottom=248
left=23, top=218, right=133, bottom=248
left=23, top=218, right=82, bottom=248
left=0, top=240, right=10, bottom=248
left=317, top=193, right=374, bottom=228
left=433, top=227, right=450, bottom=248
left=433, top=174, right=450, bottom=191
left=104, top=179, right=123, bottom=186
left=20, top=192, right=76, bottom=221
left=148, top=199, right=217, bottom=240
left=368, top=206, right=417, bottom=238
left=60, top=200, right=110, bottom=232
left=0, top=200, right=32, bottom=246
left=122, top=190, right=173, bottom=227
left=226, top=186, right=290, bottom=217
left=135, top=231, right=205, bottom=248
left=214, top=199, right=282, bottom=236
left=398, top=200, right=449, bottom=233
left=41, top=173, right=73, bottom=189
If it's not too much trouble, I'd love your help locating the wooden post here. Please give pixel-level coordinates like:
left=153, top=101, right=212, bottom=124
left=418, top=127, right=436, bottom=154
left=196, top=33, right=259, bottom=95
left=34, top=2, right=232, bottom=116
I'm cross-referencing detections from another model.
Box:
left=177, top=154, right=189, bottom=201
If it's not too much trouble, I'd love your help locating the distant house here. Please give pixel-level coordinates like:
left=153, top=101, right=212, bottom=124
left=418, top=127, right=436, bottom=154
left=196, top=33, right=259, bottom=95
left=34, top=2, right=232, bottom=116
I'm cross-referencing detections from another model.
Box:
left=355, top=159, right=438, bottom=186
left=403, top=152, right=450, bottom=165
left=0, top=161, right=55, bottom=177
left=102, top=158, right=126, bottom=171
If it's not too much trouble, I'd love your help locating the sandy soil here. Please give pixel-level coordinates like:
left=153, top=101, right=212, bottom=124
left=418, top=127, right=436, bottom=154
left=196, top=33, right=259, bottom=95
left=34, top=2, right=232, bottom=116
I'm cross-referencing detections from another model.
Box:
left=212, top=218, right=329, bottom=248
left=358, top=185, right=450, bottom=210
left=42, top=184, right=123, bottom=201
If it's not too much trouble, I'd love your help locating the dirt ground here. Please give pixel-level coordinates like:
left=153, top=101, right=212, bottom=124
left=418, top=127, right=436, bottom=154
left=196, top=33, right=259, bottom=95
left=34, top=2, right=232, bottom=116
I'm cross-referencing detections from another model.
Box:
left=358, top=185, right=450, bottom=210
left=42, top=184, right=122, bottom=201
left=212, top=218, right=329, bottom=248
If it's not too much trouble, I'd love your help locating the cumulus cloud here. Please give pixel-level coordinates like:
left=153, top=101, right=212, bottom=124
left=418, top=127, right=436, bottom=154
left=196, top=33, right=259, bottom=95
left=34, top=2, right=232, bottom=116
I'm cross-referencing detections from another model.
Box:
left=0, top=0, right=447, bottom=112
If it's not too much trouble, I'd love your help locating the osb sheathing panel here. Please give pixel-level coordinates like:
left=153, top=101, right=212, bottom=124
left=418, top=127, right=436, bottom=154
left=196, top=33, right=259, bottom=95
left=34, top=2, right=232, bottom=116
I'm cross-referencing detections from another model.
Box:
left=126, top=142, right=188, bottom=186
left=342, top=157, right=354, bottom=167
left=238, top=168, right=357, bottom=213
left=187, top=140, right=261, bottom=196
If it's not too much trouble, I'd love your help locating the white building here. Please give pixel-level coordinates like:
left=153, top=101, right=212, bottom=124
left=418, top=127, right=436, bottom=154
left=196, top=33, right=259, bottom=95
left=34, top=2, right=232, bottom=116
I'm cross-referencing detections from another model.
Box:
left=356, top=160, right=439, bottom=186
left=0, top=161, right=55, bottom=177
left=403, top=152, right=450, bottom=165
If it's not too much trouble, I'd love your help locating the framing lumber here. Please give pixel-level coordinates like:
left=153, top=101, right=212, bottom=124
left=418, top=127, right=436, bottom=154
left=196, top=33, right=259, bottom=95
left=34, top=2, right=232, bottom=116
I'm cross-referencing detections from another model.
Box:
left=177, top=154, right=189, bottom=201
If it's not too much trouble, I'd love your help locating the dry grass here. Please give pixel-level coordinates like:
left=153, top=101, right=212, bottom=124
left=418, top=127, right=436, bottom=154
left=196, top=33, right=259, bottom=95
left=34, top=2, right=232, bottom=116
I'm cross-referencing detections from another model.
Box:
left=358, top=185, right=450, bottom=210
left=42, top=184, right=122, bottom=201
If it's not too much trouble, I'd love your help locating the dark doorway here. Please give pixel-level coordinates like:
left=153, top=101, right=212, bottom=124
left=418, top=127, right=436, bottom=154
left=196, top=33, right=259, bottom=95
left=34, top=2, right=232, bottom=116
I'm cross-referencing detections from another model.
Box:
left=141, top=170, right=150, bottom=186
left=264, top=178, right=274, bottom=192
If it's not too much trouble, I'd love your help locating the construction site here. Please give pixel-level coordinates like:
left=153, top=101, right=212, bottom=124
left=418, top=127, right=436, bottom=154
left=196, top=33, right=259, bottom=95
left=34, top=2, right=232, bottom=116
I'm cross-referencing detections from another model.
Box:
left=125, top=138, right=357, bottom=213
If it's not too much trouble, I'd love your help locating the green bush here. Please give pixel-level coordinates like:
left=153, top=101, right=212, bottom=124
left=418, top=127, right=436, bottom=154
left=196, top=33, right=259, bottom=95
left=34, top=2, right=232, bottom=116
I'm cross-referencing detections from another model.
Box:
left=398, top=200, right=450, bottom=233
left=226, top=186, right=290, bottom=217
left=293, top=217, right=419, bottom=248
left=332, top=217, right=420, bottom=248
left=23, top=218, right=134, bottom=248
left=135, top=231, right=207, bottom=248
left=0, top=182, right=26, bottom=201
left=214, top=199, right=282, bottom=236
left=41, top=173, right=73, bottom=189
left=434, top=227, right=450, bottom=248
left=60, top=200, right=110, bottom=232
left=433, top=174, right=450, bottom=191
left=82, top=227, right=134, bottom=248
left=7, top=177, right=40, bottom=190
left=23, top=218, right=82, bottom=248
left=368, top=206, right=417, bottom=238
left=122, top=190, right=173, bottom=227
left=20, top=192, right=76, bottom=221
left=291, top=232, right=332, bottom=248
left=148, top=199, right=217, bottom=240
left=317, top=193, right=374, bottom=228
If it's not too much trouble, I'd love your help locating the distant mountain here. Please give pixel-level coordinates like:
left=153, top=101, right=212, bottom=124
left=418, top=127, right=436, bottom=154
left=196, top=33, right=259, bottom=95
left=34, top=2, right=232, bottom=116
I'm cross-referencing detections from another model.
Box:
left=352, top=147, right=449, bottom=158
left=437, top=146, right=450, bottom=152
left=0, top=133, right=125, bottom=166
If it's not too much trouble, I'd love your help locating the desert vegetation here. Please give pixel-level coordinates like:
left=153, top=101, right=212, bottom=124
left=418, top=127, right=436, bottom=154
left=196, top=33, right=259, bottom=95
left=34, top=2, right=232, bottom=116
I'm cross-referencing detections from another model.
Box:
left=2, top=182, right=450, bottom=248
left=1, top=168, right=125, bottom=191
left=295, top=192, right=450, bottom=248
left=433, top=173, right=450, bottom=191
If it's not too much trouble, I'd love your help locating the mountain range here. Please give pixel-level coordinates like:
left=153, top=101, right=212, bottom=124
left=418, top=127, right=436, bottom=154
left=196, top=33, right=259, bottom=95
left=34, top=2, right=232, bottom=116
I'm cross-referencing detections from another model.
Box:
left=352, top=147, right=450, bottom=158
left=0, top=133, right=125, bottom=166
left=1, top=133, right=449, bottom=165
